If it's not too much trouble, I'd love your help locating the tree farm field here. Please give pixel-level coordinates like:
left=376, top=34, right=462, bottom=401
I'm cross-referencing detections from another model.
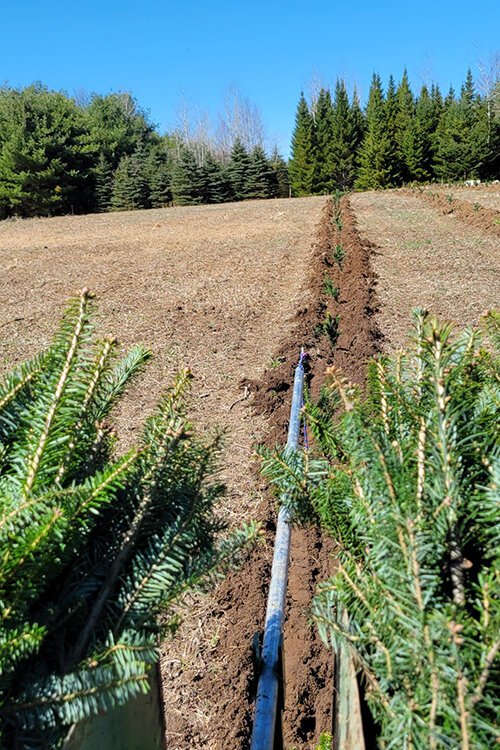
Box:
left=0, top=185, right=499, bottom=749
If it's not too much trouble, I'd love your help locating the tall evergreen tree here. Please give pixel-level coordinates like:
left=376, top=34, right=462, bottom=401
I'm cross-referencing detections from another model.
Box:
left=433, top=71, right=489, bottom=180
left=395, top=70, right=416, bottom=182
left=355, top=74, right=393, bottom=190
left=270, top=147, right=290, bottom=198
left=0, top=84, right=94, bottom=218
left=228, top=138, right=252, bottom=200
left=330, top=80, right=359, bottom=190
left=93, top=153, right=114, bottom=213
left=289, top=93, right=317, bottom=196
left=170, top=146, right=205, bottom=206
left=314, top=88, right=335, bottom=193
left=110, top=149, right=149, bottom=211
left=146, top=149, right=172, bottom=208
left=384, top=75, right=401, bottom=184
left=246, top=145, right=274, bottom=199
left=201, top=152, right=231, bottom=204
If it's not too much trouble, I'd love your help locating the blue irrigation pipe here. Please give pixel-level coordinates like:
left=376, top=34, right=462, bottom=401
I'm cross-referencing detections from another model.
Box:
left=250, top=349, right=306, bottom=750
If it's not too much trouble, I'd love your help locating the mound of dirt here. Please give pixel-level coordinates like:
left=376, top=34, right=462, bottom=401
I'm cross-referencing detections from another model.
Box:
left=409, top=187, right=500, bottom=237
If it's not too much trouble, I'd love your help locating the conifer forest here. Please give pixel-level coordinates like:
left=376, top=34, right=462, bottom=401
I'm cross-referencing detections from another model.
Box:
left=0, top=56, right=499, bottom=750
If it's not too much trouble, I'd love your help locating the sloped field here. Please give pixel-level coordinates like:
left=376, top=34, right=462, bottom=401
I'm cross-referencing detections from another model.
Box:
left=0, top=185, right=498, bottom=749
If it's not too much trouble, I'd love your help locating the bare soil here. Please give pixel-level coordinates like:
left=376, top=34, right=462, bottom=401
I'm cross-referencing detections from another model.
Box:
left=423, top=183, right=500, bottom=212
left=350, top=190, right=500, bottom=349
left=407, top=186, right=500, bottom=238
left=2, top=187, right=497, bottom=749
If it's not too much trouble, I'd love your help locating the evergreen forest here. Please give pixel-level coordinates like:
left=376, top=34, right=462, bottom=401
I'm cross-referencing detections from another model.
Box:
left=0, top=67, right=498, bottom=219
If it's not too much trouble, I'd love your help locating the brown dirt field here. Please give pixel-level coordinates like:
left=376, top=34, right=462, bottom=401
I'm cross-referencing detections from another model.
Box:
left=407, top=185, right=500, bottom=238
left=424, top=183, right=500, bottom=212
left=0, top=197, right=340, bottom=749
left=350, top=190, right=500, bottom=349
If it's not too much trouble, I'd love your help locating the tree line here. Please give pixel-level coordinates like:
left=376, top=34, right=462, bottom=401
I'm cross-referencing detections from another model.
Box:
left=290, top=69, right=500, bottom=195
left=0, top=84, right=289, bottom=219
left=0, top=68, right=499, bottom=219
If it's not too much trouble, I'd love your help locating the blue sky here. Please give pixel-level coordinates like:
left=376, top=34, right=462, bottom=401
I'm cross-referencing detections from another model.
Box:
left=1, top=1, right=498, bottom=154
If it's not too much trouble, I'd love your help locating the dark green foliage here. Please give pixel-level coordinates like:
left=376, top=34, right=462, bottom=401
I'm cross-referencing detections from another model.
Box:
left=314, top=89, right=335, bottom=193
left=200, top=152, right=231, bottom=204
left=434, top=70, right=491, bottom=180
left=171, top=147, right=205, bottom=206
left=270, top=147, right=290, bottom=198
left=355, top=75, right=394, bottom=190
left=146, top=147, right=172, bottom=208
left=330, top=80, right=360, bottom=190
left=246, top=145, right=274, bottom=199
left=0, top=84, right=94, bottom=218
left=261, top=311, right=500, bottom=748
left=289, top=93, right=317, bottom=196
left=0, top=291, right=258, bottom=747
left=228, top=138, right=252, bottom=200
left=93, top=153, right=114, bottom=213
left=111, top=149, right=150, bottom=211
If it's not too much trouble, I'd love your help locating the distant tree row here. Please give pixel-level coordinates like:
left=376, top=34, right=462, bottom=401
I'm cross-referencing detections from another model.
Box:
left=289, top=69, right=500, bottom=195
left=0, top=84, right=289, bottom=218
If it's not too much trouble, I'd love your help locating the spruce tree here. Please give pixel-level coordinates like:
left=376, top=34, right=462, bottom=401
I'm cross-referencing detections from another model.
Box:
left=404, top=85, right=435, bottom=182
left=289, top=93, right=317, bottom=196
left=246, top=145, right=274, bottom=199
left=314, top=88, right=335, bottom=193
left=395, top=70, right=416, bottom=182
left=434, top=71, right=489, bottom=180
left=110, top=150, right=149, bottom=211
left=384, top=74, right=401, bottom=185
left=170, top=146, right=204, bottom=206
left=226, top=138, right=252, bottom=200
left=93, top=153, right=114, bottom=213
left=270, top=147, right=290, bottom=198
left=355, top=74, right=393, bottom=190
left=200, top=152, right=231, bottom=204
left=330, top=80, right=359, bottom=190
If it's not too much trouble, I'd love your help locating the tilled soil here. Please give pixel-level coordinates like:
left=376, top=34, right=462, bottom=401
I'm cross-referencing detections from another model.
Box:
left=0, top=195, right=381, bottom=749
left=408, top=187, right=500, bottom=238
left=350, top=190, right=500, bottom=349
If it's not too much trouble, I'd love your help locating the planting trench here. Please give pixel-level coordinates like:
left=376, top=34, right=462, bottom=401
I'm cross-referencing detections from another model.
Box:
left=161, top=196, right=381, bottom=749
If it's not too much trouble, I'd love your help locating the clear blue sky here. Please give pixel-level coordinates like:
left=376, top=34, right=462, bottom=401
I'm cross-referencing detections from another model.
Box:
left=1, top=0, right=498, bottom=154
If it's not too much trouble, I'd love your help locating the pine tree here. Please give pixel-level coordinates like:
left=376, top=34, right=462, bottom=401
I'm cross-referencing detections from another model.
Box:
left=246, top=145, right=274, bottom=199
left=227, top=138, right=252, bottom=200
left=355, top=74, right=393, bottom=190
left=110, top=151, right=149, bottom=211
left=270, top=147, right=290, bottom=198
left=289, top=93, right=317, bottom=196
left=0, top=291, right=259, bottom=748
left=145, top=148, right=172, bottom=208
left=170, top=146, right=204, bottom=206
left=330, top=80, right=359, bottom=190
left=434, top=71, right=489, bottom=180
left=314, top=88, right=335, bottom=193
left=395, top=70, right=416, bottom=182
left=93, top=153, right=114, bottom=212
left=403, top=85, right=434, bottom=182
left=384, top=74, right=401, bottom=185
left=200, top=152, right=231, bottom=204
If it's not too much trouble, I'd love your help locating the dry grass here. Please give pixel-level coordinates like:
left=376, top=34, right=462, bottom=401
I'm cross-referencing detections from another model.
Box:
left=425, top=183, right=500, bottom=212
left=0, top=196, right=326, bottom=748
left=350, top=190, right=500, bottom=350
